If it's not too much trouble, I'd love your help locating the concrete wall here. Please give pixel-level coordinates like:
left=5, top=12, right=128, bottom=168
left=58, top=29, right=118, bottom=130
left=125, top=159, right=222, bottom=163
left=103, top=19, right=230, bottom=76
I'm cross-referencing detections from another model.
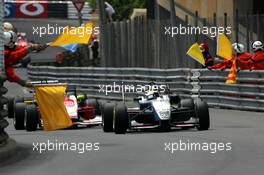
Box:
left=174, top=0, right=234, bottom=19
left=158, top=0, right=255, bottom=19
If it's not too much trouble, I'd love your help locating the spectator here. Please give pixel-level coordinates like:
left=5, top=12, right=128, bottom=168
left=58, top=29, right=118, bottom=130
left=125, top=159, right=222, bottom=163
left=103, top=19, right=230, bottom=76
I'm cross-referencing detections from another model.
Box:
left=90, top=34, right=99, bottom=60
left=105, top=1, right=115, bottom=22
left=199, top=43, right=214, bottom=67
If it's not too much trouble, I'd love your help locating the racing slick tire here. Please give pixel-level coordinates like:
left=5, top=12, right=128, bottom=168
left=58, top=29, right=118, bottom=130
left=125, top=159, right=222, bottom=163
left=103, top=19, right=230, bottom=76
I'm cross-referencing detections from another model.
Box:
left=180, top=99, right=194, bottom=109
left=7, top=97, right=14, bottom=118
left=13, top=102, right=26, bottom=130
left=25, top=104, right=38, bottom=131
left=85, top=99, right=101, bottom=115
left=114, top=103, right=129, bottom=134
left=8, top=97, right=24, bottom=118
left=195, top=100, right=210, bottom=131
left=102, top=103, right=115, bottom=132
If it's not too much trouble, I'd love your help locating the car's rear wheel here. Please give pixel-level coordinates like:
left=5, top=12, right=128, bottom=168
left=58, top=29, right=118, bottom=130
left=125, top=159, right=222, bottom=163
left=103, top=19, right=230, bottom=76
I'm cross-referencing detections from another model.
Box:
left=180, top=99, right=194, bottom=109
left=25, top=104, right=39, bottom=131
left=12, top=97, right=25, bottom=119
left=195, top=100, right=210, bottom=131
left=85, top=99, right=101, bottom=115
left=7, top=97, right=14, bottom=118
left=114, top=103, right=129, bottom=134
left=14, top=102, right=26, bottom=130
left=102, top=103, right=115, bottom=132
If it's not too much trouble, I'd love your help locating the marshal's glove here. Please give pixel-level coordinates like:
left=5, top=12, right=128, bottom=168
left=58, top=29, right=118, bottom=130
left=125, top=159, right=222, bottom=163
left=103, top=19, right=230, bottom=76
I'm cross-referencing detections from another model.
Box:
left=27, top=44, right=47, bottom=53
left=32, top=44, right=47, bottom=52
left=17, top=79, right=33, bottom=88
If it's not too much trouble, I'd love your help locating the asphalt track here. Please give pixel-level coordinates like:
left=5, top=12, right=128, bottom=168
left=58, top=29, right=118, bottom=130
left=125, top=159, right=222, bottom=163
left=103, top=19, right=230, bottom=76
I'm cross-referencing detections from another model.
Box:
left=1, top=69, right=264, bottom=175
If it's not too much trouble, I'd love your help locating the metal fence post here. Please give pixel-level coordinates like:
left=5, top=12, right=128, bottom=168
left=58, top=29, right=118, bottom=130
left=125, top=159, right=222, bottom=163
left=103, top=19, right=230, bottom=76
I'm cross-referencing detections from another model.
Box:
left=246, top=12, right=250, bottom=52
left=235, top=9, right=239, bottom=43
left=195, top=11, right=199, bottom=42
left=97, top=0, right=106, bottom=67
left=213, top=13, right=217, bottom=54
left=155, top=0, right=161, bottom=68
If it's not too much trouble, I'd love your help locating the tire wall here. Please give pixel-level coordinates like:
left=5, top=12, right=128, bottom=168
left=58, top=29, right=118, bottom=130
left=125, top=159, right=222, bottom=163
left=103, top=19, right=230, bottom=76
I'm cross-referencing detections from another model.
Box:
left=0, top=1, right=9, bottom=145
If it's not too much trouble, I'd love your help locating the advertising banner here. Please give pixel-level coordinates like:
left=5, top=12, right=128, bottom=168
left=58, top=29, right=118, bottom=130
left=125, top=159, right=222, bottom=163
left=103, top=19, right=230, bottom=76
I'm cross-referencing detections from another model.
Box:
left=15, top=1, right=48, bottom=18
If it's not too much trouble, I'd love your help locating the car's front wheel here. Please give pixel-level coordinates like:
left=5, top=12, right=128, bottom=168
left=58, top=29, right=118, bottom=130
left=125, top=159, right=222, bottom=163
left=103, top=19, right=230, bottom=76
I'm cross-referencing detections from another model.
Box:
left=7, top=97, right=14, bottom=118
left=102, top=103, right=115, bottom=132
left=14, top=102, right=26, bottom=130
left=114, top=103, right=129, bottom=134
left=195, top=100, right=210, bottom=131
left=25, top=104, right=39, bottom=131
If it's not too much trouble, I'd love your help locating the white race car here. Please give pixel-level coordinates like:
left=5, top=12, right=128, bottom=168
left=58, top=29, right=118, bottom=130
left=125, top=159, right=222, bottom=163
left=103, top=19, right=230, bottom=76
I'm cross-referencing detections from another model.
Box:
left=102, top=90, right=210, bottom=134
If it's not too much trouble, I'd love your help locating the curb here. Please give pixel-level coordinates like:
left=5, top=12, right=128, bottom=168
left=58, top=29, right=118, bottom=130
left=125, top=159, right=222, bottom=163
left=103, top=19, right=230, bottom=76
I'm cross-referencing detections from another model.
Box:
left=0, top=138, right=17, bottom=162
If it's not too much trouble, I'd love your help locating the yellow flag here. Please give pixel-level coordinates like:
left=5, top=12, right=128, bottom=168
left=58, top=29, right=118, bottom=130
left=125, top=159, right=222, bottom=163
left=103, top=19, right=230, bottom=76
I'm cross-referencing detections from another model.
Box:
left=50, top=22, right=93, bottom=46
left=217, top=34, right=232, bottom=60
left=35, top=85, right=73, bottom=131
left=186, top=43, right=205, bottom=65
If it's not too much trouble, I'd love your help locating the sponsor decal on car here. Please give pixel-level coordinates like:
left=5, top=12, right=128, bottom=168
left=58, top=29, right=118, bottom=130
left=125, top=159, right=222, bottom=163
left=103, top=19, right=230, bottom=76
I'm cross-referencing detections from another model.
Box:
left=64, top=96, right=78, bottom=119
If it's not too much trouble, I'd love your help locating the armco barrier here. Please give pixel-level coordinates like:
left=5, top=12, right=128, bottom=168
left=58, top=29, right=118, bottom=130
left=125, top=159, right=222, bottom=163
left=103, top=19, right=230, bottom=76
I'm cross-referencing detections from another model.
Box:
left=0, top=76, right=9, bottom=145
left=28, top=65, right=264, bottom=112
left=1, top=1, right=11, bottom=147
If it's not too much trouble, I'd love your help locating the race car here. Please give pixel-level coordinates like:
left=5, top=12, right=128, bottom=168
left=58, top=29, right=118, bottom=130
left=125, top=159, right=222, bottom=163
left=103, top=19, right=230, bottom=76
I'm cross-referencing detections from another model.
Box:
left=8, top=80, right=101, bottom=131
left=102, top=90, right=210, bottom=134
